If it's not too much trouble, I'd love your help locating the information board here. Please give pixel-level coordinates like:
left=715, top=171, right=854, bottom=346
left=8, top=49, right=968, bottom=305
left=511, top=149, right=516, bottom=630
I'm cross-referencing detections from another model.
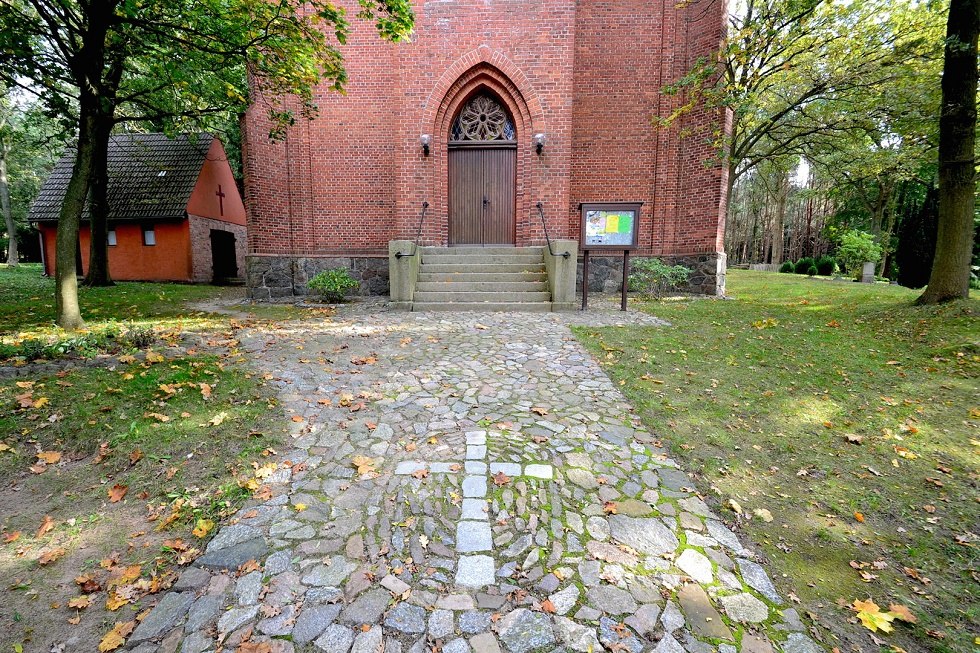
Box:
left=580, top=203, right=641, bottom=250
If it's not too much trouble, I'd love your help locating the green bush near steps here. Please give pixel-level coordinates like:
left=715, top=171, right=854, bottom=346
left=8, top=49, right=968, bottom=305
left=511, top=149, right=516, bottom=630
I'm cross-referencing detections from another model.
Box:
left=628, top=258, right=692, bottom=298
left=307, top=268, right=360, bottom=302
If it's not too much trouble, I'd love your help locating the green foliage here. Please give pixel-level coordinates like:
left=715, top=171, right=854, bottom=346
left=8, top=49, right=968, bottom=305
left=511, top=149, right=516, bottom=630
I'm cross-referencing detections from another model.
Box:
left=307, top=267, right=359, bottom=302
left=779, top=261, right=795, bottom=273
left=628, top=258, right=692, bottom=298
left=815, top=255, right=836, bottom=276
left=836, top=230, right=883, bottom=275
left=806, top=265, right=818, bottom=276
left=794, top=257, right=816, bottom=275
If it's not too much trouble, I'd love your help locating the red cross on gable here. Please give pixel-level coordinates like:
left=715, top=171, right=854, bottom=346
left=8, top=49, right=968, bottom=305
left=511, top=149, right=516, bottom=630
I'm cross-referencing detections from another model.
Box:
left=215, top=185, right=226, bottom=216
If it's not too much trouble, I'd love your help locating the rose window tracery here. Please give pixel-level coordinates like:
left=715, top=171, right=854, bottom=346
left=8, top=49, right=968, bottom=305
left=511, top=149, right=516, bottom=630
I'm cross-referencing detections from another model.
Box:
left=451, top=94, right=516, bottom=142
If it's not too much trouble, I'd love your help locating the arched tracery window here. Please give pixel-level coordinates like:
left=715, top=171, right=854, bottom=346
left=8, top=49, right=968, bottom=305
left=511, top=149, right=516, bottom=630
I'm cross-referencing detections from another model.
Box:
left=450, top=94, right=516, bottom=142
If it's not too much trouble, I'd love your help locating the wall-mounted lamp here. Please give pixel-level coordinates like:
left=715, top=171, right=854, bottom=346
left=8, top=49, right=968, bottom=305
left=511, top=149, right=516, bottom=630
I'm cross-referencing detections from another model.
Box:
left=533, top=133, right=546, bottom=155
left=420, top=134, right=431, bottom=156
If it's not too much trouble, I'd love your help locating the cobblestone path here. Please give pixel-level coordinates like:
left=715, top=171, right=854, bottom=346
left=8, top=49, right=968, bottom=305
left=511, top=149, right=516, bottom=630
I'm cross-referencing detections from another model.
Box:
left=124, top=303, right=822, bottom=653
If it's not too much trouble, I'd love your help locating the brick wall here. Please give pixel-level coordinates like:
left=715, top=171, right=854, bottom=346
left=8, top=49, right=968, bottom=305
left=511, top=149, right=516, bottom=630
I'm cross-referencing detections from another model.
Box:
left=242, top=0, right=729, bottom=294
left=188, top=215, right=247, bottom=282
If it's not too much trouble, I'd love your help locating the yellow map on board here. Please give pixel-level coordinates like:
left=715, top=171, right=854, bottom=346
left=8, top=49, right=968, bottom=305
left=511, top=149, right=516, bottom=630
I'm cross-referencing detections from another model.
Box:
left=605, top=214, right=619, bottom=233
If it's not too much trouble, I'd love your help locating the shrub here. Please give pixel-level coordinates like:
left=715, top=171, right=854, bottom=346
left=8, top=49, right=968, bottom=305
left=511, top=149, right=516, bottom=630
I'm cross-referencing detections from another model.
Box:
left=779, top=261, right=795, bottom=273
left=815, top=255, right=836, bottom=276
left=794, top=257, right=816, bottom=275
left=836, top=230, right=882, bottom=276
left=628, top=258, right=692, bottom=298
left=125, top=324, right=156, bottom=348
left=806, top=265, right=818, bottom=276
left=308, top=267, right=359, bottom=302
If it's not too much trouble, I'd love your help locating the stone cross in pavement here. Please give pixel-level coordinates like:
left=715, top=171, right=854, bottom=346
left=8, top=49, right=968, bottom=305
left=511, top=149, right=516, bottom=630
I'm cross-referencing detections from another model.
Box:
left=393, top=429, right=554, bottom=588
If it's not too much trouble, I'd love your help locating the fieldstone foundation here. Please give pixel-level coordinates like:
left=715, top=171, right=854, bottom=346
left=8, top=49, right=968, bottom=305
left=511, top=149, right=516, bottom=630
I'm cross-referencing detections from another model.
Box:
left=246, top=256, right=389, bottom=300
left=577, top=252, right=726, bottom=296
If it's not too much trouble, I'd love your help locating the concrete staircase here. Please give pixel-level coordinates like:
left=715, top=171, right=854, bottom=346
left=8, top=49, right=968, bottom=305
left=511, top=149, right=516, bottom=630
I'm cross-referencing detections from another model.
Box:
left=412, top=247, right=553, bottom=311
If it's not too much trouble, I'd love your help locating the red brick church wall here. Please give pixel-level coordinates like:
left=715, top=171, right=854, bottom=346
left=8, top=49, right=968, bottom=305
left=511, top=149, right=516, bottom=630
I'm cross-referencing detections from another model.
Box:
left=242, top=0, right=729, bottom=298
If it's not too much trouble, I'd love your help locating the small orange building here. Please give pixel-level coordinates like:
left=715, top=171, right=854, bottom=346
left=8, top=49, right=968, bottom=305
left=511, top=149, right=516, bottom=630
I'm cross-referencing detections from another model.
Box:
left=30, top=133, right=246, bottom=283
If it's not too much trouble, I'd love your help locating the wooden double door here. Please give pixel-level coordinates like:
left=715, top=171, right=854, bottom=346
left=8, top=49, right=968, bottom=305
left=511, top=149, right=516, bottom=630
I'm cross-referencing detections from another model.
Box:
left=448, top=145, right=516, bottom=245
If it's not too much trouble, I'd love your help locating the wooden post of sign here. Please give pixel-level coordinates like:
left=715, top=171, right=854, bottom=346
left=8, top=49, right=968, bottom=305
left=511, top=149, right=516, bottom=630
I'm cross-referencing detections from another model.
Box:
left=621, top=249, right=630, bottom=311
left=581, top=249, right=590, bottom=311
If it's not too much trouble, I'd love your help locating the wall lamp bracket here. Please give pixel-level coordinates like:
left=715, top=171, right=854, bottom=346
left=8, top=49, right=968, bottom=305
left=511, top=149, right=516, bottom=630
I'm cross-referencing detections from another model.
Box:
left=533, top=133, right=546, bottom=155
left=420, top=134, right=431, bottom=156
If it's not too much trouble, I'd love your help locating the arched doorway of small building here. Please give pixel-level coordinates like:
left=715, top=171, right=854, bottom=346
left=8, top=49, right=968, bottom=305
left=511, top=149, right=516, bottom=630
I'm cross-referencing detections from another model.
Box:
left=447, top=92, right=516, bottom=245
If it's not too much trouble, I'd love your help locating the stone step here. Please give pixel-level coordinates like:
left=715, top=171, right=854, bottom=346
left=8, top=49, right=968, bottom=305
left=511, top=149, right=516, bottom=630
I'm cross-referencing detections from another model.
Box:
left=416, top=281, right=549, bottom=292
left=422, top=254, right=544, bottom=266
left=421, top=246, right=544, bottom=256
left=412, top=291, right=552, bottom=303
left=412, top=301, right=554, bottom=312
left=417, top=271, right=548, bottom=283
left=420, top=263, right=546, bottom=274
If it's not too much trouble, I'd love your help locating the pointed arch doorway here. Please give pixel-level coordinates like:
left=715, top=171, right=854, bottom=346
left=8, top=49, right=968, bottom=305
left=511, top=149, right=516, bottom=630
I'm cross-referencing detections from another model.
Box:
left=448, top=93, right=517, bottom=245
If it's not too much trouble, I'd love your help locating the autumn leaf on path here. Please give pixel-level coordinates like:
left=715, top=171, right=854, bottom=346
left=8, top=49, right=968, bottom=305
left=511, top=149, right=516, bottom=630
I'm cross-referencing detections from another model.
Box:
left=4, top=531, right=21, bottom=544
left=540, top=599, right=556, bottom=613
left=531, top=406, right=549, bottom=416
left=352, top=455, right=377, bottom=475
left=851, top=599, right=895, bottom=633
left=208, top=411, right=229, bottom=426
left=38, top=547, right=67, bottom=565
left=192, top=519, right=215, bottom=538
left=492, top=472, right=511, bottom=486
left=411, top=469, right=429, bottom=480
left=603, top=501, right=618, bottom=515
left=36, top=515, right=56, bottom=538
left=98, top=621, right=135, bottom=652
left=129, top=449, right=143, bottom=465
left=108, top=484, right=128, bottom=503
left=145, top=351, right=165, bottom=363
left=888, top=604, right=917, bottom=623
left=68, top=595, right=91, bottom=609
left=37, top=450, right=61, bottom=464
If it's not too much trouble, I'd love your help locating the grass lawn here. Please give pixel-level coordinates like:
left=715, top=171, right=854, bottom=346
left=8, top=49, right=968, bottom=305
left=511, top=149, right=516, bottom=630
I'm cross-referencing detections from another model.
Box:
left=574, top=271, right=978, bottom=653
left=0, top=264, right=311, bottom=652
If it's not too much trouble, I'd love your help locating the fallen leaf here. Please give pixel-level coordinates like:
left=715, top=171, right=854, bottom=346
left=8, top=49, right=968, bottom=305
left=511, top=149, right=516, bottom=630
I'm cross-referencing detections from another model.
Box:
left=98, top=621, right=134, bottom=652
left=192, top=519, right=215, bottom=538
left=37, top=451, right=61, bottom=464
left=145, top=351, right=165, bottom=363
left=603, top=501, right=618, bottom=515
left=411, top=469, right=429, bottom=480
left=492, top=471, right=511, bottom=486
left=888, top=604, right=917, bottom=623
left=36, top=515, right=56, bottom=538
left=68, top=595, right=91, bottom=609
left=291, top=415, right=304, bottom=422
left=104, top=592, right=130, bottom=611
left=854, top=512, right=865, bottom=523
left=728, top=499, right=743, bottom=515
left=540, top=599, right=556, bottom=613
left=208, top=411, right=229, bottom=426
left=108, top=484, right=128, bottom=503
left=753, top=508, right=773, bottom=523
left=531, top=406, right=549, bottom=416
left=351, top=455, right=376, bottom=475
left=38, top=547, right=67, bottom=565
left=3, top=531, right=21, bottom=544
left=129, top=449, right=143, bottom=465
left=851, top=599, right=895, bottom=633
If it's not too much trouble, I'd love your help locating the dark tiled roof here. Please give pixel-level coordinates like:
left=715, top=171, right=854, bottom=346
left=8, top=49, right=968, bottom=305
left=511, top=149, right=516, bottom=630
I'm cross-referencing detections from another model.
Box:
left=29, top=133, right=214, bottom=222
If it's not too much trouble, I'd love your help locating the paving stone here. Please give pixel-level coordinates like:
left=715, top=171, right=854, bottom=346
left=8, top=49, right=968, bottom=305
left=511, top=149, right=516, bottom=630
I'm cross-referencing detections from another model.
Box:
left=444, top=638, right=472, bottom=653
left=381, top=574, right=412, bottom=595
left=180, top=631, right=212, bottom=653
left=623, top=603, right=660, bottom=635
left=429, top=609, right=454, bottom=638
left=258, top=603, right=297, bottom=635
left=205, top=524, right=264, bottom=552
left=502, top=534, right=532, bottom=558
left=456, top=555, right=496, bottom=587
left=676, top=585, right=732, bottom=641
left=652, top=634, right=685, bottom=653
left=719, top=592, right=768, bottom=623
left=463, top=476, right=488, bottom=498
left=236, top=571, right=264, bottom=605
left=597, top=617, right=642, bottom=653
left=438, top=594, right=477, bottom=610
left=458, top=521, right=494, bottom=552
left=196, top=537, right=269, bottom=570
left=129, top=592, right=194, bottom=644
left=737, top=559, right=782, bottom=603
left=218, top=605, right=261, bottom=636
left=458, top=610, right=492, bottom=633
left=585, top=516, right=609, bottom=540
left=524, top=464, right=553, bottom=479
left=497, top=608, right=556, bottom=653
left=675, top=549, right=713, bottom=584
left=566, top=469, right=598, bottom=489
left=470, top=634, right=502, bottom=653
left=184, top=595, right=222, bottom=632
left=173, top=567, right=211, bottom=592
left=608, top=516, right=678, bottom=556
left=351, top=625, right=384, bottom=653
left=340, top=588, right=390, bottom=625
left=573, top=606, right=601, bottom=621
left=293, top=605, right=343, bottom=645
left=548, top=584, right=580, bottom=616
left=585, top=541, right=638, bottom=567
left=705, top=519, right=744, bottom=552
left=661, top=601, right=684, bottom=632
left=491, top=462, right=522, bottom=476
left=553, top=616, right=603, bottom=653
left=315, top=623, right=356, bottom=653
left=612, top=499, right=653, bottom=517
left=780, top=633, right=823, bottom=653
left=265, top=549, right=294, bottom=575
left=741, top=634, right=774, bottom=653
left=385, top=602, right=427, bottom=633
left=586, top=586, right=637, bottom=616
left=303, top=556, right=358, bottom=587
left=462, top=498, right=489, bottom=520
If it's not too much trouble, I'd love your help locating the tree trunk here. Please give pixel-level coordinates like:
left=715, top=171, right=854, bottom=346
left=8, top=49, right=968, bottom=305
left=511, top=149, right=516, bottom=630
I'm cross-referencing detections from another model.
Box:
left=84, top=120, right=114, bottom=287
left=55, top=110, right=97, bottom=330
left=918, top=0, right=978, bottom=304
left=772, top=170, right=789, bottom=264
left=0, top=137, right=16, bottom=266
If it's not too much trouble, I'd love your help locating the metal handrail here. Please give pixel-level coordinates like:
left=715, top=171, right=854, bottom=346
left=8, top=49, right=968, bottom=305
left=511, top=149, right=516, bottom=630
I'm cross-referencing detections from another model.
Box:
left=395, top=201, right=429, bottom=259
left=536, top=201, right=570, bottom=259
